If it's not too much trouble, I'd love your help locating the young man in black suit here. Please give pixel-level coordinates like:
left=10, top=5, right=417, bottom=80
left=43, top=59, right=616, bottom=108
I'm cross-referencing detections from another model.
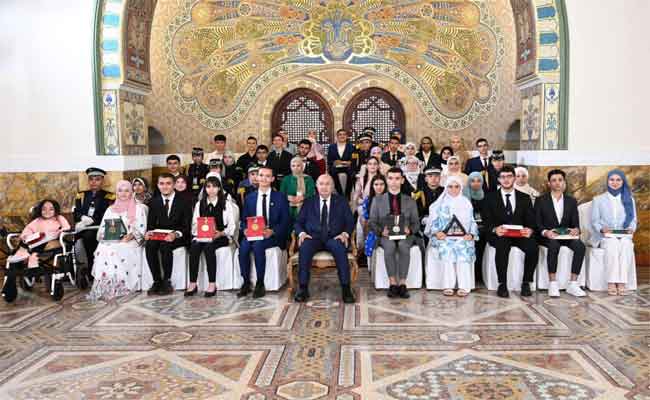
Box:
left=381, top=136, right=405, bottom=167
left=268, top=133, right=293, bottom=189
left=482, top=165, right=538, bottom=298
left=296, top=139, right=321, bottom=183
left=464, top=138, right=491, bottom=174
left=534, top=169, right=587, bottom=297
left=145, top=173, right=192, bottom=295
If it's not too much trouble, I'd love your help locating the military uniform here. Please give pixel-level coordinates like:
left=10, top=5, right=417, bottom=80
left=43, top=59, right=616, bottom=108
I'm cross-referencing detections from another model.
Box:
left=187, top=163, right=209, bottom=195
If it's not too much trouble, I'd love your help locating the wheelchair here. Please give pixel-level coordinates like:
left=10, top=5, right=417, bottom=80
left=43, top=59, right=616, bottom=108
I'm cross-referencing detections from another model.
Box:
left=1, top=227, right=89, bottom=303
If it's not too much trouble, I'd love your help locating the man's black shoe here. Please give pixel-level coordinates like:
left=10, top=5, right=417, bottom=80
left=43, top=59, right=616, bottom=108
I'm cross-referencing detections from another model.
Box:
left=253, top=282, right=266, bottom=299
left=237, top=282, right=252, bottom=298
left=399, top=284, right=410, bottom=299
left=294, top=286, right=310, bottom=303
left=387, top=284, right=398, bottom=298
left=159, top=280, right=174, bottom=295
left=147, top=281, right=162, bottom=295
left=520, top=282, right=532, bottom=297
left=497, top=283, right=510, bottom=298
left=342, top=285, right=355, bottom=304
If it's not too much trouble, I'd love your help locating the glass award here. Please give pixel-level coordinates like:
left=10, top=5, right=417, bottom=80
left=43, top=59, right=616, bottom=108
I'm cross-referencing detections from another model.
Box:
left=384, top=215, right=407, bottom=240
left=442, top=215, right=467, bottom=238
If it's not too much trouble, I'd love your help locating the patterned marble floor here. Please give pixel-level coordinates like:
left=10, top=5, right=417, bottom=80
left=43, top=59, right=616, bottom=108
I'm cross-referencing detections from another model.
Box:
left=0, top=270, right=648, bottom=400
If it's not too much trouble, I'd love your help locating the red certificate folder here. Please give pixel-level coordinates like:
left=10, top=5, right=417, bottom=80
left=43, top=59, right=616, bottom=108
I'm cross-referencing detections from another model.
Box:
left=196, top=217, right=216, bottom=242
left=502, top=224, right=525, bottom=238
left=149, top=229, right=173, bottom=241
left=245, top=216, right=266, bottom=241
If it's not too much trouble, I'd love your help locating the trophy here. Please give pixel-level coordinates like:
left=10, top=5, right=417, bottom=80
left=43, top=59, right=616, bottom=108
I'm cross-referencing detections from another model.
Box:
left=442, top=215, right=467, bottom=238
left=384, top=215, right=407, bottom=240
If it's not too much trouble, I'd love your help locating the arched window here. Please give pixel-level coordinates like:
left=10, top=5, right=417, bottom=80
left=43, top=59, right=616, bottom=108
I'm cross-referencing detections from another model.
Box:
left=271, top=89, right=334, bottom=147
left=343, top=88, right=406, bottom=144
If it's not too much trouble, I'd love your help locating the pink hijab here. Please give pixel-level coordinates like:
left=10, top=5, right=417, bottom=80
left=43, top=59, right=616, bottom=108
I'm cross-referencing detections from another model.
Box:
left=111, top=180, right=137, bottom=224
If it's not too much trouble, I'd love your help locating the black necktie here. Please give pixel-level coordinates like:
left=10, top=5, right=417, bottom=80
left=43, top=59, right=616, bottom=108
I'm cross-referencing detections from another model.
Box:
left=505, top=193, right=513, bottom=217
left=164, top=198, right=170, bottom=217
left=392, top=154, right=396, bottom=163
left=321, top=199, right=328, bottom=240
left=483, top=158, right=487, bottom=169
left=262, top=193, right=268, bottom=223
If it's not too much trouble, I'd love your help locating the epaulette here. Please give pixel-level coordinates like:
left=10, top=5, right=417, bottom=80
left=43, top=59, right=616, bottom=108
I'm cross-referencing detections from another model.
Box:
left=237, top=187, right=246, bottom=194
left=75, top=192, right=84, bottom=200
left=105, top=192, right=116, bottom=201
left=351, top=152, right=359, bottom=159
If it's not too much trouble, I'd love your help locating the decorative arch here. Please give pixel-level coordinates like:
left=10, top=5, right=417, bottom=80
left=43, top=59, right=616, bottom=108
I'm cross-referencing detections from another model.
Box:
left=94, top=0, right=569, bottom=154
left=271, top=89, right=334, bottom=146
left=342, top=88, right=406, bottom=144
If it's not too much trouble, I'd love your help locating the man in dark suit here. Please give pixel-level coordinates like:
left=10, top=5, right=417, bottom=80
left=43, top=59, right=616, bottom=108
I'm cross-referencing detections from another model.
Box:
left=144, top=173, right=192, bottom=295
left=293, top=174, right=356, bottom=303
left=464, top=137, right=491, bottom=174
left=535, top=169, right=587, bottom=297
left=235, top=136, right=258, bottom=178
left=482, top=165, right=538, bottom=298
left=238, top=166, right=290, bottom=299
left=416, top=136, right=442, bottom=171
left=268, top=133, right=293, bottom=189
left=327, top=129, right=355, bottom=198
left=296, top=139, right=321, bottom=183
left=381, top=135, right=405, bottom=167
left=74, top=167, right=115, bottom=279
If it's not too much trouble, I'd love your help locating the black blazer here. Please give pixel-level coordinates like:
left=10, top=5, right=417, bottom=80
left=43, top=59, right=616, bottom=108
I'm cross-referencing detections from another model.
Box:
left=534, top=193, right=580, bottom=235
left=268, top=150, right=293, bottom=179
left=303, top=159, right=321, bottom=183
left=416, top=151, right=442, bottom=170
left=464, top=156, right=490, bottom=175
left=381, top=150, right=405, bottom=167
left=147, top=193, right=192, bottom=244
left=483, top=189, right=536, bottom=234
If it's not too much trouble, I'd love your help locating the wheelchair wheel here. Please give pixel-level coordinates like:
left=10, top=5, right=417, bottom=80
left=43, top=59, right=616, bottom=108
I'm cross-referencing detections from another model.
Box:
left=51, top=280, right=64, bottom=301
left=76, top=273, right=89, bottom=290
left=2, top=279, right=17, bottom=303
left=20, top=277, right=35, bottom=292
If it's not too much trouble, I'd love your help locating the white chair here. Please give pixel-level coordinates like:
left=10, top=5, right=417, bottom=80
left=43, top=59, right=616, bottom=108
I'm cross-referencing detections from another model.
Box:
left=578, top=202, right=637, bottom=291
left=141, top=246, right=188, bottom=291
left=482, top=244, right=536, bottom=291
left=370, top=245, right=422, bottom=289
left=233, top=247, right=288, bottom=291
left=425, top=245, right=476, bottom=290
left=536, top=246, right=586, bottom=290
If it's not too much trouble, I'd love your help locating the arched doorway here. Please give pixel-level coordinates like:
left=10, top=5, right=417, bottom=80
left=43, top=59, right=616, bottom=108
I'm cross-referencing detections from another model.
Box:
left=342, top=88, right=406, bottom=144
left=271, top=88, right=334, bottom=148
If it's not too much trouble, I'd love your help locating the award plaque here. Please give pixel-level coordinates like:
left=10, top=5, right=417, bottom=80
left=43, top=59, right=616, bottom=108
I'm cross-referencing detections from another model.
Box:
left=384, top=215, right=407, bottom=241
left=196, top=217, right=216, bottom=242
left=442, top=215, right=467, bottom=238
left=103, top=218, right=127, bottom=241
left=605, top=229, right=633, bottom=239
left=245, top=216, right=266, bottom=241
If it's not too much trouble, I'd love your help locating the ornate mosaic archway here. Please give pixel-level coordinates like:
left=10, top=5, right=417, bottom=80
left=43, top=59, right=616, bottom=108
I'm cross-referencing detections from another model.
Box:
left=93, top=0, right=569, bottom=154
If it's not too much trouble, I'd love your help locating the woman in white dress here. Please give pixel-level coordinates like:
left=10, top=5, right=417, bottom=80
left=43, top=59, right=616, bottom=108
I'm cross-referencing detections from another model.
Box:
left=425, top=176, right=478, bottom=297
left=514, top=167, right=540, bottom=203
left=88, top=180, right=147, bottom=302
left=590, top=169, right=637, bottom=295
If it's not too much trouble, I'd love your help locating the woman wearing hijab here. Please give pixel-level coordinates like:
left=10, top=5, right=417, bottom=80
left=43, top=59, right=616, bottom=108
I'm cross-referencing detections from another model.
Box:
left=223, top=150, right=241, bottom=190
left=89, top=180, right=148, bottom=301
left=401, top=155, right=422, bottom=195
left=132, top=177, right=152, bottom=207
left=464, top=172, right=487, bottom=284
left=425, top=176, right=478, bottom=296
left=441, top=155, right=468, bottom=187
left=280, top=156, right=316, bottom=222
left=439, top=146, right=454, bottom=174
left=398, top=142, right=423, bottom=171
left=514, top=167, right=540, bottom=203
left=590, top=170, right=638, bottom=295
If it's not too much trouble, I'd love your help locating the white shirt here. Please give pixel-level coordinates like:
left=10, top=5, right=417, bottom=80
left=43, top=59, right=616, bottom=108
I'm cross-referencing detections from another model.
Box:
left=421, top=151, right=431, bottom=165
left=607, top=192, right=624, bottom=222
left=337, top=143, right=346, bottom=158
left=551, top=193, right=564, bottom=224
left=501, top=189, right=516, bottom=213
left=256, top=188, right=272, bottom=219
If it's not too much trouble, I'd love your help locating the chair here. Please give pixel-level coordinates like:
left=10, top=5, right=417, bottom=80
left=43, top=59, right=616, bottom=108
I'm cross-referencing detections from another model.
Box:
left=578, top=202, right=637, bottom=291
left=425, top=245, right=475, bottom=290
left=370, top=244, right=423, bottom=289
left=536, top=246, right=586, bottom=290
left=286, top=232, right=359, bottom=293
left=233, top=247, right=288, bottom=291
left=482, top=244, right=536, bottom=292
left=141, top=246, right=189, bottom=291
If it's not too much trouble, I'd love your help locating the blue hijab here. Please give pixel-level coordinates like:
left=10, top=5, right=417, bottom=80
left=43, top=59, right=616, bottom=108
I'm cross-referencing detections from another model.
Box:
left=607, top=169, right=635, bottom=228
left=463, top=172, right=485, bottom=201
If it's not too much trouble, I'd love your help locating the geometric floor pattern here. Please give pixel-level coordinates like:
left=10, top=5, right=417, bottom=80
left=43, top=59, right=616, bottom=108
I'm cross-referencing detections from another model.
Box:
left=0, top=270, right=648, bottom=399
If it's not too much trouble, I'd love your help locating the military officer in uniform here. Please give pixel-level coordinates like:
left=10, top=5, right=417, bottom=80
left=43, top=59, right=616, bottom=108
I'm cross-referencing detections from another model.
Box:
left=187, top=147, right=208, bottom=198
left=74, top=167, right=115, bottom=279
left=352, top=133, right=373, bottom=175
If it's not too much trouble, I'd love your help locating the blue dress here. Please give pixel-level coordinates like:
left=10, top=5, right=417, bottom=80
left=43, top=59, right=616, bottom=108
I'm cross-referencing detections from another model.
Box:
left=426, top=204, right=478, bottom=264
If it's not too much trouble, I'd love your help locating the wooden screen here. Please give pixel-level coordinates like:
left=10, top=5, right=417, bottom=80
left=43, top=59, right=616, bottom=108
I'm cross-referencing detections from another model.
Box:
left=271, top=89, right=334, bottom=148
left=343, top=88, right=406, bottom=144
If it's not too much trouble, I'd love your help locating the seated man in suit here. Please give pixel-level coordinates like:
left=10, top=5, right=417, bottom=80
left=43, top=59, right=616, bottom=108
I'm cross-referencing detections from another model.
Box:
left=368, top=167, right=420, bottom=299
left=238, top=166, right=290, bottom=299
left=483, top=165, right=538, bottom=298
left=535, top=169, right=587, bottom=297
left=464, top=137, right=491, bottom=175
left=293, top=175, right=355, bottom=303
left=268, top=133, right=293, bottom=189
left=381, top=135, right=405, bottom=167
left=144, top=173, right=192, bottom=295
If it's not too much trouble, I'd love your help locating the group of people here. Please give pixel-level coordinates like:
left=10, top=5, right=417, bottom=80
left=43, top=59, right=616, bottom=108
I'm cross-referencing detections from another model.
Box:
left=7, top=128, right=638, bottom=304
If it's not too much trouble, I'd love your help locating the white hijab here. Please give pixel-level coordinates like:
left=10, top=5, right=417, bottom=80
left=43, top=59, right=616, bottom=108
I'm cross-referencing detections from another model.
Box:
left=426, top=175, right=474, bottom=235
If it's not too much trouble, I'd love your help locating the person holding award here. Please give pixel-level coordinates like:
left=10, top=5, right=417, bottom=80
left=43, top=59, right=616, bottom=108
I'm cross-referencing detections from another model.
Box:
left=144, top=173, right=192, bottom=296
left=590, top=170, right=637, bottom=296
left=368, top=167, right=420, bottom=299
left=482, top=165, right=538, bottom=298
left=88, top=180, right=148, bottom=302
left=237, top=166, right=290, bottom=299
left=186, top=176, right=237, bottom=297
left=535, top=169, right=586, bottom=297
left=293, top=174, right=356, bottom=303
